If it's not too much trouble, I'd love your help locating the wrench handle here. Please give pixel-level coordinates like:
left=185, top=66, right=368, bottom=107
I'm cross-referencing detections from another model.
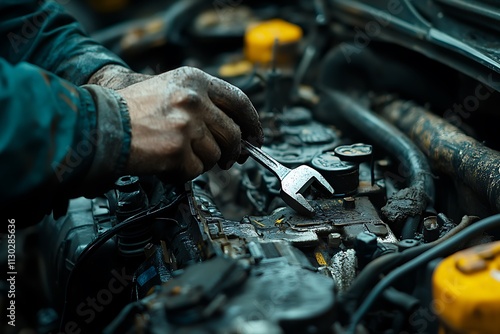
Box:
left=241, top=140, right=290, bottom=180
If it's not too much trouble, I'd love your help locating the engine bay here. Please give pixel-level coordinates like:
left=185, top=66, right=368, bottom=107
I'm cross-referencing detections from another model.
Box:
left=3, top=1, right=500, bottom=333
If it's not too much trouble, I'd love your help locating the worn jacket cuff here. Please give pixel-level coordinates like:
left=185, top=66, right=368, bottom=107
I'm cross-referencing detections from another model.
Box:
left=80, top=84, right=131, bottom=192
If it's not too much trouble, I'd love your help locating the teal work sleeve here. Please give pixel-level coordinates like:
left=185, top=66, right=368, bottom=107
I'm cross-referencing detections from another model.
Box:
left=0, top=59, right=131, bottom=228
left=0, top=0, right=133, bottom=227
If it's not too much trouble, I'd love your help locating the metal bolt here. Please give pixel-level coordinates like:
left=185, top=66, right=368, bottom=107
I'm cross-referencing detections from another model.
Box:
left=343, top=196, right=356, bottom=209
left=328, top=232, right=342, bottom=248
left=355, top=232, right=377, bottom=255
left=143, top=243, right=156, bottom=258
left=354, top=232, right=378, bottom=268
left=423, top=216, right=440, bottom=242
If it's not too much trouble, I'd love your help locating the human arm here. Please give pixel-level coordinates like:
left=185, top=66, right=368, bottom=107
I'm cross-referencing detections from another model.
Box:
left=0, top=58, right=130, bottom=226
left=0, top=0, right=130, bottom=85
left=0, top=63, right=263, bottom=228
left=0, top=1, right=263, bottom=227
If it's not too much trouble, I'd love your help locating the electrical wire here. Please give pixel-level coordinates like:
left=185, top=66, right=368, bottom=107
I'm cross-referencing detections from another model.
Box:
left=347, top=213, right=500, bottom=333
left=59, top=192, right=185, bottom=330
left=339, top=215, right=477, bottom=319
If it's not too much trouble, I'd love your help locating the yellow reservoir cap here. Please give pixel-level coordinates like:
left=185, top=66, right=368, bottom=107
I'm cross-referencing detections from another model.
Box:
left=245, top=19, right=303, bottom=64
left=433, top=241, right=500, bottom=334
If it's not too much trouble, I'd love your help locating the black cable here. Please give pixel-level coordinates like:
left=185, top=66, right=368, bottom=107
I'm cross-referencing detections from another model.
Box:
left=347, top=213, right=500, bottom=333
left=59, top=193, right=185, bottom=330
left=340, top=215, right=477, bottom=320
left=338, top=243, right=433, bottom=318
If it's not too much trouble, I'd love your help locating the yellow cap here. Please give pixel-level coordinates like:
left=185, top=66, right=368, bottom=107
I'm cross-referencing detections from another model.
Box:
left=433, top=241, right=500, bottom=334
left=218, top=59, right=253, bottom=78
left=244, top=19, right=303, bottom=64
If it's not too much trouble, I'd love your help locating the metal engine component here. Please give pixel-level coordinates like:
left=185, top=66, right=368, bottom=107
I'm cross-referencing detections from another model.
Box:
left=115, top=176, right=151, bottom=257
left=242, top=139, right=334, bottom=215
left=263, top=106, right=340, bottom=167
left=107, top=257, right=336, bottom=334
left=310, top=152, right=359, bottom=196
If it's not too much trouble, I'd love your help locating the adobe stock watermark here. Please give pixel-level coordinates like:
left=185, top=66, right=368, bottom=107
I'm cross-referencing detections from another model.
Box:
left=52, top=129, right=99, bottom=183
left=443, top=73, right=500, bottom=128
left=240, top=277, right=301, bottom=330
left=8, top=0, right=72, bottom=54
left=405, top=271, right=467, bottom=334
left=383, top=159, right=412, bottom=190
left=6, top=219, right=17, bottom=327
left=340, top=0, right=403, bottom=63
left=212, top=0, right=243, bottom=23
left=59, top=266, right=134, bottom=334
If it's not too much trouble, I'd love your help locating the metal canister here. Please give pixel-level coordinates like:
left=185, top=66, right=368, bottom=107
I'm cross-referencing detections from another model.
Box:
left=311, top=152, right=359, bottom=195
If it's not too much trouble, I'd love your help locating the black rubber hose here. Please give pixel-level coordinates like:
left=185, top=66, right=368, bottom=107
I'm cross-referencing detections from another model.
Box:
left=346, top=213, right=500, bottom=333
left=321, top=89, right=435, bottom=234
left=382, top=100, right=500, bottom=213
left=59, top=193, right=185, bottom=331
left=316, top=44, right=458, bottom=112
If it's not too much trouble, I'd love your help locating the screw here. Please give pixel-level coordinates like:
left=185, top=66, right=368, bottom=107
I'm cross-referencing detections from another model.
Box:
left=354, top=232, right=378, bottom=268
left=343, top=196, right=356, bottom=209
left=423, top=216, right=440, bottom=242
left=328, top=232, right=342, bottom=248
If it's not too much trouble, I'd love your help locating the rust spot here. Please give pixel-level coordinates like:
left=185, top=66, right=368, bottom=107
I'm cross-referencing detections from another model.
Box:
left=382, top=101, right=500, bottom=212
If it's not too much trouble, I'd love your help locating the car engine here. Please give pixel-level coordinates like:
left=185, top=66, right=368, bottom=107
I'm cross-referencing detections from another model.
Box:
left=3, top=1, right=500, bottom=333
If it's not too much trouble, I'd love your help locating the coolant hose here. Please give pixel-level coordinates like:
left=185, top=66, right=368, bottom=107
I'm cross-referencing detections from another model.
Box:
left=381, top=100, right=500, bottom=212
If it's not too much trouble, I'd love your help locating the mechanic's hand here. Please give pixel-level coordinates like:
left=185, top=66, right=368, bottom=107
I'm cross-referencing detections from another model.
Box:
left=117, top=66, right=263, bottom=182
left=87, top=64, right=153, bottom=90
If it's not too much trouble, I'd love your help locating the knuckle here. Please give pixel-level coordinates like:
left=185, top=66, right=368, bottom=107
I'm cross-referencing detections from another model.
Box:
left=170, top=115, right=191, bottom=132
left=178, top=66, right=203, bottom=78
left=234, top=86, right=247, bottom=101
left=164, top=133, right=186, bottom=156
left=213, top=145, right=222, bottom=162
left=228, top=122, right=242, bottom=142
left=175, top=89, right=202, bottom=108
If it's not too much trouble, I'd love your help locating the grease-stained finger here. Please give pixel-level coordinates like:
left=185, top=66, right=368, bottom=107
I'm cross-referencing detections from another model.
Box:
left=205, top=75, right=264, bottom=148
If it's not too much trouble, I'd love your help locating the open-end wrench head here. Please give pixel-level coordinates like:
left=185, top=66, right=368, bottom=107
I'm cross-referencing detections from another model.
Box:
left=281, top=191, right=315, bottom=216
left=280, top=165, right=335, bottom=215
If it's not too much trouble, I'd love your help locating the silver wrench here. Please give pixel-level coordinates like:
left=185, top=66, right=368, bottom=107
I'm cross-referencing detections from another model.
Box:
left=241, top=140, right=334, bottom=215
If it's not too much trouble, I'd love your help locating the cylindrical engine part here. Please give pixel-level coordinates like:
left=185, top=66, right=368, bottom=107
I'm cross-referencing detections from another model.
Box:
left=115, top=175, right=151, bottom=257
left=310, top=152, right=359, bottom=195
left=381, top=101, right=500, bottom=212
left=423, top=216, right=440, bottom=243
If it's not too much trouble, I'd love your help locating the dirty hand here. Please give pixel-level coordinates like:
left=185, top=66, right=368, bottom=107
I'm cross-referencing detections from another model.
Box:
left=87, top=64, right=153, bottom=90
left=117, top=66, right=263, bottom=182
